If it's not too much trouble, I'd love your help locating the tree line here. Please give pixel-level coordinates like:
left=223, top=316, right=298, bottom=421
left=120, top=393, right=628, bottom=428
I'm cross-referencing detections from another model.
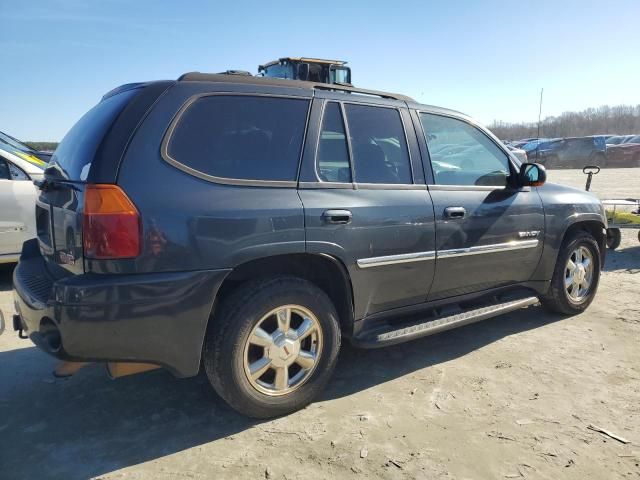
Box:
left=26, top=142, right=58, bottom=151
left=489, top=104, right=640, bottom=140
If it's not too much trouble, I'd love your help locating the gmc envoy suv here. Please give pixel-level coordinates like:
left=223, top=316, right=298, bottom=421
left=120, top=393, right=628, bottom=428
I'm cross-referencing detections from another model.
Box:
left=9, top=74, right=607, bottom=418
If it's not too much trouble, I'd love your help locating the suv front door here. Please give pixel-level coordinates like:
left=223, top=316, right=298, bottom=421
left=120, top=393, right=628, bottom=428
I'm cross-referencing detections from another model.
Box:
left=417, top=112, right=545, bottom=301
left=298, top=96, right=436, bottom=320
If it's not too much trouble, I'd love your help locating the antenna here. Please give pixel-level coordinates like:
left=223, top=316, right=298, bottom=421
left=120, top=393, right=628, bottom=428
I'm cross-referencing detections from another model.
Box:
left=536, top=88, right=544, bottom=162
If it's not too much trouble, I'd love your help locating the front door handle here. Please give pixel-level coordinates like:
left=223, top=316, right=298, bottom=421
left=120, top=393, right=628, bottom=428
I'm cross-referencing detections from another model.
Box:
left=322, top=209, right=352, bottom=224
left=444, top=206, right=466, bottom=219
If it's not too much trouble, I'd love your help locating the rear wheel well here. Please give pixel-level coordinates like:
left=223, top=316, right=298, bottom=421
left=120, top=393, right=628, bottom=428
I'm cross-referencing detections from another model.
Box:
left=214, top=254, right=354, bottom=336
left=561, top=221, right=606, bottom=266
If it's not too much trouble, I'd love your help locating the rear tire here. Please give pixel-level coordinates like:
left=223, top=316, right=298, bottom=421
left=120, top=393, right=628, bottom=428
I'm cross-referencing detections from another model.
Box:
left=203, top=276, right=341, bottom=418
left=541, top=231, right=601, bottom=315
left=606, top=228, right=622, bottom=250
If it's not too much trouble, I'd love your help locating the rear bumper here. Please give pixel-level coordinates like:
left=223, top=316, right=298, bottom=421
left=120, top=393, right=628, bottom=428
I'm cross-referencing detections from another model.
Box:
left=12, top=241, right=230, bottom=377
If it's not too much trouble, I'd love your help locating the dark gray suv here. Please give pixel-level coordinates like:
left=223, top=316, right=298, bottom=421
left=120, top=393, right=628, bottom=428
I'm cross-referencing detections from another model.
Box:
left=9, top=73, right=607, bottom=418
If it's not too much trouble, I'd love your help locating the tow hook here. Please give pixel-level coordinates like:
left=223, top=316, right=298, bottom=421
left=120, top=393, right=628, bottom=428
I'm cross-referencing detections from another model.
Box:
left=13, top=314, right=28, bottom=339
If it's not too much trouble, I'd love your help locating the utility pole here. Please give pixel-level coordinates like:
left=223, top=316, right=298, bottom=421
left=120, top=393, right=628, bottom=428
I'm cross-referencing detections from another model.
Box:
left=536, top=88, right=544, bottom=162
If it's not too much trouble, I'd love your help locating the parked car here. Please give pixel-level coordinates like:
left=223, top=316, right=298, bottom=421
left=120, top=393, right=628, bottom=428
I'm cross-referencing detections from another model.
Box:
left=535, top=136, right=607, bottom=168
left=606, top=135, right=640, bottom=167
left=0, top=147, right=44, bottom=263
left=0, top=130, right=52, bottom=164
left=505, top=144, right=528, bottom=163
left=9, top=74, right=606, bottom=418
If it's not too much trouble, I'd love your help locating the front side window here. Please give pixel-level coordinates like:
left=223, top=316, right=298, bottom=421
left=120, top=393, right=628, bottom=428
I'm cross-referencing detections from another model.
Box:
left=420, top=113, right=511, bottom=187
left=167, top=95, right=309, bottom=182
left=317, top=102, right=351, bottom=182
left=344, top=104, right=412, bottom=184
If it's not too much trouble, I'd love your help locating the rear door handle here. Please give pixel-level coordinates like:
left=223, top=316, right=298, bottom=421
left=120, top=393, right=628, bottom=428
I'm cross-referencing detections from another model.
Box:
left=322, top=209, right=352, bottom=224
left=444, top=206, right=466, bottom=219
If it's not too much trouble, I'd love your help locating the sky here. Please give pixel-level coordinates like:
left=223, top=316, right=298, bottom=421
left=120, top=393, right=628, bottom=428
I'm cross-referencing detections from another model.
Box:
left=1, top=0, right=639, bottom=141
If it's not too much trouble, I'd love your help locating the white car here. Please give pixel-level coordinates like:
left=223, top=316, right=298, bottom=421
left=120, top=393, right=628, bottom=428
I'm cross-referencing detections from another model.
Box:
left=0, top=147, right=45, bottom=263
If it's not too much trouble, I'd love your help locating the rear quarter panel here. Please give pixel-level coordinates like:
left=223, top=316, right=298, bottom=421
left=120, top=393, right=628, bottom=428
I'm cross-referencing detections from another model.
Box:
left=112, top=81, right=311, bottom=275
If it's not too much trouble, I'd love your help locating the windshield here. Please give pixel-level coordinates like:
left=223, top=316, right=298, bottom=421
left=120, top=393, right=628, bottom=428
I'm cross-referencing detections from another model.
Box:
left=0, top=131, right=35, bottom=153
left=262, top=64, right=295, bottom=79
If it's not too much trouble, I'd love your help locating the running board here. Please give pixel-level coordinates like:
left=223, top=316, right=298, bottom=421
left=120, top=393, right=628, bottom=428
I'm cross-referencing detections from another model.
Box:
left=351, top=296, right=539, bottom=348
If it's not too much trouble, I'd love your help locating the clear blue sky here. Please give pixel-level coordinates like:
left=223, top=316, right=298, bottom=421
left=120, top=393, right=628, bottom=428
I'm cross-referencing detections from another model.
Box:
left=1, top=0, right=639, bottom=141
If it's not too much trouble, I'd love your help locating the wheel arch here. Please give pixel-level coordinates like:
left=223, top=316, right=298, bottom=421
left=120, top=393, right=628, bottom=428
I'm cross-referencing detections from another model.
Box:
left=211, top=253, right=355, bottom=337
left=561, top=220, right=606, bottom=266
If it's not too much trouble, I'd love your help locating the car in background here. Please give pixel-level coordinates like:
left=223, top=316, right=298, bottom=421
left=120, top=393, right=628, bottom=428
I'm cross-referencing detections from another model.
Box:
left=606, top=135, right=635, bottom=146
left=505, top=144, right=528, bottom=163
left=533, top=136, right=607, bottom=169
left=0, top=147, right=44, bottom=263
left=606, top=135, right=640, bottom=167
left=0, top=130, right=52, bottom=165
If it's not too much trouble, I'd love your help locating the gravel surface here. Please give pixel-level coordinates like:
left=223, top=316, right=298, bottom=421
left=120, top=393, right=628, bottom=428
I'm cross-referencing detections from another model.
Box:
left=0, top=169, right=638, bottom=480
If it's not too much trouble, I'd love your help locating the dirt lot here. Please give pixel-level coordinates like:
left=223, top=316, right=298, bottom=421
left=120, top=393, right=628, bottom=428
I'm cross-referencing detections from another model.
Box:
left=1, top=169, right=639, bottom=480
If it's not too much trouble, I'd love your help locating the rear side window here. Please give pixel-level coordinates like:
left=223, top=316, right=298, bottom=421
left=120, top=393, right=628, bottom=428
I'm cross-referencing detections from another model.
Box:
left=317, top=102, right=351, bottom=183
left=344, top=104, right=412, bottom=184
left=51, top=88, right=139, bottom=180
left=166, top=95, right=309, bottom=183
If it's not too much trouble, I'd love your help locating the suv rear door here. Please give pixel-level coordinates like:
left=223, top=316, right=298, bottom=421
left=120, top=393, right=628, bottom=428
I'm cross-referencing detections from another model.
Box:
left=298, top=93, right=436, bottom=320
left=417, top=112, right=545, bottom=301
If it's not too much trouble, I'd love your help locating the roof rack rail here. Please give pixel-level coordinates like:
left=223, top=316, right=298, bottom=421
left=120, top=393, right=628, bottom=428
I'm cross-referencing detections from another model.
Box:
left=312, top=84, right=413, bottom=102
left=177, top=72, right=413, bottom=102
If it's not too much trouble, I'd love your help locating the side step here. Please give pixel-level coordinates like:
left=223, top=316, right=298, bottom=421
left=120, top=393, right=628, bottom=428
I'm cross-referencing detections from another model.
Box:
left=351, top=296, right=539, bottom=348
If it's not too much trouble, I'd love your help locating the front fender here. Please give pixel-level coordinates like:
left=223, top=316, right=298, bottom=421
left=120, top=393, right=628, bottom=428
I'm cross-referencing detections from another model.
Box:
left=532, top=183, right=606, bottom=281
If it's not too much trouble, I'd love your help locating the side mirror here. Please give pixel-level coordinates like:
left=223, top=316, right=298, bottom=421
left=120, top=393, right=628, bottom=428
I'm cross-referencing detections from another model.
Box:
left=519, top=162, right=546, bottom=187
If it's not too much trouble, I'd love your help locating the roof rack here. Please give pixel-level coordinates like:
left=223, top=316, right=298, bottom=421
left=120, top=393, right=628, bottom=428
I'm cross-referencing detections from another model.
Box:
left=177, top=72, right=414, bottom=102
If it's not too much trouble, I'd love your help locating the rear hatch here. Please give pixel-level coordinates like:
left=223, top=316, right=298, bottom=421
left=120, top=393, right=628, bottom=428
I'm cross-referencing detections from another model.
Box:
left=36, top=83, right=171, bottom=275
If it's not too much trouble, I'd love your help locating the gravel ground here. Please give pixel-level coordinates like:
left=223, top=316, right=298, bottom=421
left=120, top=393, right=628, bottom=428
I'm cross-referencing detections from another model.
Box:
left=0, top=169, right=638, bottom=480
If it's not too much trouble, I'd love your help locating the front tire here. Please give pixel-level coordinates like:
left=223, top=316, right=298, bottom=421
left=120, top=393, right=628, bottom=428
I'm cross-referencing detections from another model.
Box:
left=541, top=231, right=601, bottom=315
left=203, top=277, right=341, bottom=418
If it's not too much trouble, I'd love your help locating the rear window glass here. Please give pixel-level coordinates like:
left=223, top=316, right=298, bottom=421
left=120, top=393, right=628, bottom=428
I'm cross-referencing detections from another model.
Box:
left=167, top=95, right=309, bottom=182
left=51, top=89, right=138, bottom=180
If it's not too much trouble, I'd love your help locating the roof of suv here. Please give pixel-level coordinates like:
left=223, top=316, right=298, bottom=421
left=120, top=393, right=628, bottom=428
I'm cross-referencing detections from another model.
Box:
left=175, top=72, right=469, bottom=119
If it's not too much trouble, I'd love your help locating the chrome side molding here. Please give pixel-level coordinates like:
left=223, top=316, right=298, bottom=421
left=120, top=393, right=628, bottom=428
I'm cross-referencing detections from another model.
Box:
left=357, top=250, right=436, bottom=269
left=356, top=239, right=539, bottom=269
left=437, top=239, right=539, bottom=259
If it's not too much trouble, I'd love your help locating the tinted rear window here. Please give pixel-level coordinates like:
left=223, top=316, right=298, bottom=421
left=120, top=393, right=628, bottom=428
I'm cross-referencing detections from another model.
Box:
left=50, top=89, right=138, bottom=180
left=166, top=95, right=309, bottom=182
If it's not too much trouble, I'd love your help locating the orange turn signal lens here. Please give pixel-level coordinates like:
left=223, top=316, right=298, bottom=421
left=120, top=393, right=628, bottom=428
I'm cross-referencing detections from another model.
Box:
left=83, top=184, right=141, bottom=259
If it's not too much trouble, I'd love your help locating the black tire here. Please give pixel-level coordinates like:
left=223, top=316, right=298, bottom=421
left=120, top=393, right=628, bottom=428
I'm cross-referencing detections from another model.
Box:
left=606, top=228, right=621, bottom=250
left=634, top=153, right=640, bottom=168
left=203, top=276, right=341, bottom=418
left=541, top=231, right=601, bottom=315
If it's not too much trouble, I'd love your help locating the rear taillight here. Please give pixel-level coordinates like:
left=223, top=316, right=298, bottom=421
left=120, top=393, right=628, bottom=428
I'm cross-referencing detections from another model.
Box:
left=83, top=184, right=141, bottom=259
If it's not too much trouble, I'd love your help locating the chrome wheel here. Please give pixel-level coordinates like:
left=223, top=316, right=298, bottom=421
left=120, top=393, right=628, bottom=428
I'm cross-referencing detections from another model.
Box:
left=243, top=305, right=323, bottom=396
left=564, top=246, right=594, bottom=302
